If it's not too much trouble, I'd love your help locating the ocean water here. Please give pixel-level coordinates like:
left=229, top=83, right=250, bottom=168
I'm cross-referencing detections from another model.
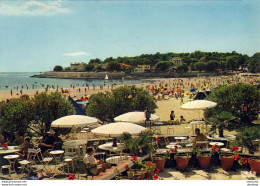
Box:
left=0, top=72, right=147, bottom=91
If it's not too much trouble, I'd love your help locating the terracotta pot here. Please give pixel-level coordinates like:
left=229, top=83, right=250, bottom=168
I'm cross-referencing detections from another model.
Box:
left=248, top=158, right=260, bottom=175
left=152, top=158, right=166, bottom=172
left=128, top=170, right=145, bottom=180
left=174, top=155, right=190, bottom=171
left=219, top=154, right=234, bottom=171
left=145, top=169, right=155, bottom=178
left=197, top=155, right=211, bottom=169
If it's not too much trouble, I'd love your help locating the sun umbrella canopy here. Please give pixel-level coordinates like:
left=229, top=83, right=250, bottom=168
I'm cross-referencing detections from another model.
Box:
left=51, top=115, right=98, bottom=128
left=180, top=100, right=217, bottom=110
left=91, top=122, right=147, bottom=137
left=114, top=111, right=159, bottom=123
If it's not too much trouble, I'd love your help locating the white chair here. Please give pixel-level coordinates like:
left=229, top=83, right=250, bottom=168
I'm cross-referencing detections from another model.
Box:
left=1, top=165, right=11, bottom=176
left=63, top=158, right=74, bottom=174
left=62, top=145, right=78, bottom=170
left=37, top=148, right=53, bottom=172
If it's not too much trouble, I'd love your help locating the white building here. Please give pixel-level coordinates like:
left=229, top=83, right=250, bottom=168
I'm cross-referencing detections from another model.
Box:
left=171, top=57, right=183, bottom=66
left=134, top=65, right=151, bottom=72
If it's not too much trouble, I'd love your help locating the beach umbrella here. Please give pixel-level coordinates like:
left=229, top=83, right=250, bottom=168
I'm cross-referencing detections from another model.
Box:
left=114, top=111, right=159, bottom=123
left=181, top=100, right=217, bottom=110
left=51, top=115, right=98, bottom=128
left=91, top=122, right=147, bottom=137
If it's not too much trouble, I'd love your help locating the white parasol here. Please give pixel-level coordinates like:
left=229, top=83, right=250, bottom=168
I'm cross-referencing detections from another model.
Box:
left=114, top=111, right=159, bottom=123
left=51, top=115, right=98, bottom=128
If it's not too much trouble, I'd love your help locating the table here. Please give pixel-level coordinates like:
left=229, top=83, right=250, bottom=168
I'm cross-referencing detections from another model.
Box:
left=3, top=154, right=19, bottom=174
left=0, top=146, right=21, bottom=168
left=209, top=142, right=224, bottom=147
left=98, top=143, right=125, bottom=157
left=105, top=156, right=131, bottom=164
left=166, top=144, right=181, bottom=149
left=49, top=150, right=64, bottom=172
left=174, top=136, right=187, bottom=142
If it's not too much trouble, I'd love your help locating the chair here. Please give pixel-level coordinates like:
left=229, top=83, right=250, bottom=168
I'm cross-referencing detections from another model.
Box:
left=62, top=145, right=78, bottom=170
left=63, top=158, right=75, bottom=174
left=1, top=165, right=11, bottom=176
left=18, top=148, right=39, bottom=175
left=37, top=148, right=53, bottom=172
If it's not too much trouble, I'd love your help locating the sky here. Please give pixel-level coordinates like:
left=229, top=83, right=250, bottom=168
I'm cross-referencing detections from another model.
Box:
left=0, top=0, right=259, bottom=72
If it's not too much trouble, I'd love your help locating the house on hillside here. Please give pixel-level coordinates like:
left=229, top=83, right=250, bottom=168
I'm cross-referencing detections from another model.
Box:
left=171, top=57, right=183, bottom=66
left=70, top=63, right=85, bottom=71
left=134, top=65, right=151, bottom=72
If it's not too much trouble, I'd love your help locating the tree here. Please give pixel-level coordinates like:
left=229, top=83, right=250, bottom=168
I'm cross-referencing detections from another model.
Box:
left=53, top=65, right=63, bottom=72
left=32, top=92, right=75, bottom=137
left=247, top=53, right=260, bottom=73
left=106, top=62, right=121, bottom=71
left=226, top=56, right=237, bottom=71
left=0, top=98, right=35, bottom=141
left=85, top=64, right=94, bottom=71
left=86, top=86, right=157, bottom=122
left=89, top=58, right=102, bottom=64
left=154, top=61, right=171, bottom=71
left=176, top=64, right=188, bottom=74
left=204, top=84, right=259, bottom=132
left=64, top=67, right=70, bottom=72
left=195, top=62, right=206, bottom=72
left=204, top=60, right=219, bottom=72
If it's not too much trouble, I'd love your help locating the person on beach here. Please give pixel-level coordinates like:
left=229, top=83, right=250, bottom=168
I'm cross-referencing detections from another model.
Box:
left=180, top=115, right=186, bottom=123
left=10, top=89, right=12, bottom=96
left=170, top=110, right=175, bottom=121
left=83, top=147, right=105, bottom=176
left=193, top=128, right=207, bottom=148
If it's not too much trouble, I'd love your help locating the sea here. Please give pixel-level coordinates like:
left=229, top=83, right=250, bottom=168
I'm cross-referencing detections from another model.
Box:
left=0, top=72, right=148, bottom=91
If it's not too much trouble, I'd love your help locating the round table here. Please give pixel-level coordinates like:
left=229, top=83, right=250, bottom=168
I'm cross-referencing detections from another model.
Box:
left=105, top=156, right=131, bottom=164
left=174, top=136, right=187, bottom=142
left=50, top=150, right=64, bottom=172
left=63, top=140, right=88, bottom=157
left=166, top=144, right=181, bottom=149
left=4, top=154, right=19, bottom=174
left=98, top=143, right=125, bottom=151
left=0, top=146, right=21, bottom=168
left=209, top=142, right=224, bottom=147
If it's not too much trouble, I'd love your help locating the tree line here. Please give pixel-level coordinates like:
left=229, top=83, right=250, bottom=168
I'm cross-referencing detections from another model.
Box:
left=53, top=51, right=260, bottom=73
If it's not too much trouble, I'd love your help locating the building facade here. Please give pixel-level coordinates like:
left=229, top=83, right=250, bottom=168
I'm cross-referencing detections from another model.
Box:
left=134, top=65, right=151, bottom=72
left=171, top=57, right=183, bottom=66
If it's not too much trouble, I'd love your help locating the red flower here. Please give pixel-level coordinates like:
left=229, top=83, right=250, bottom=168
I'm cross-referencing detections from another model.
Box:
left=233, top=146, right=239, bottom=151
left=170, top=148, right=175, bottom=152
left=2, top=143, right=7, bottom=148
left=148, top=161, right=152, bottom=167
left=153, top=174, right=159, bottom=180
left=215, top=148, right=219, bottom=152
left=156, top=168, right=160, bottom=173
left=211, top=145, right=215, bottom=150
left=174, top=145, right=178, bottom=149
left=132, top=156, right=137, bottom=161
left=156, top=137, right=160, bottom=142
left=68, top=174, right=74, bottom=180
left=242, top=157, right=248, bottom=164
left=125, top=164, right=129, bottom=169
left=234, top=154, right=239, bottom=161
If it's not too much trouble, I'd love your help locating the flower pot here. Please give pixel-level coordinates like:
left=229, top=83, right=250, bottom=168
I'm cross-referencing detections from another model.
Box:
left=152, top=157, right=166, bottom=172
left=248, top=158, right=260, bottom=175
left=219, top=154, right=234, bottom=171
left=145, top=169, right=155, bottom=178
left=197, top=155, right=211, bottom=169
left=174, top=155, right=190, bottom=171
left=127, top=170, right=145, bottom=180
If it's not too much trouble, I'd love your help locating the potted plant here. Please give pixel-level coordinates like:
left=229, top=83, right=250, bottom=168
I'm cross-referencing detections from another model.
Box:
left=151, top=138, right=170, bottom=172
left=194, top=145, right=219, bottom=169
left=236, top=126, right=260, bottom=175
left=173, top=146, right=191, bottom=171
left=142, top=161, right=157, bottom=178
left=219, top=145, right=240, bottom=171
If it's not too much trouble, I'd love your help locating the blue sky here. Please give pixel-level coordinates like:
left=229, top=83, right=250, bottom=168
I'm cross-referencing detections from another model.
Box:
left=0, top=0, right=259, bottom=72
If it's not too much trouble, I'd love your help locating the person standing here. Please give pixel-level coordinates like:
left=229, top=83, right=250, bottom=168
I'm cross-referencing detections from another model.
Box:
left=170, top=110, right=175, bottom=121
left=144, top=107, right=151, bottom=128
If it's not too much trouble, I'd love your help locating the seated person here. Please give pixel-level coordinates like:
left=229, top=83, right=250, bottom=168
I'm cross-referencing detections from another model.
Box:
left=193, top=128, right=207, bottom=148
left=15, top=137, right=34, bottom=159
left=83, top=147, right=104, bottom=176
left=14, top=135, right=24, bottom=146
left=39, top=130, right=55, bottom=155
left=180, top=115, right=186, bottom=123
